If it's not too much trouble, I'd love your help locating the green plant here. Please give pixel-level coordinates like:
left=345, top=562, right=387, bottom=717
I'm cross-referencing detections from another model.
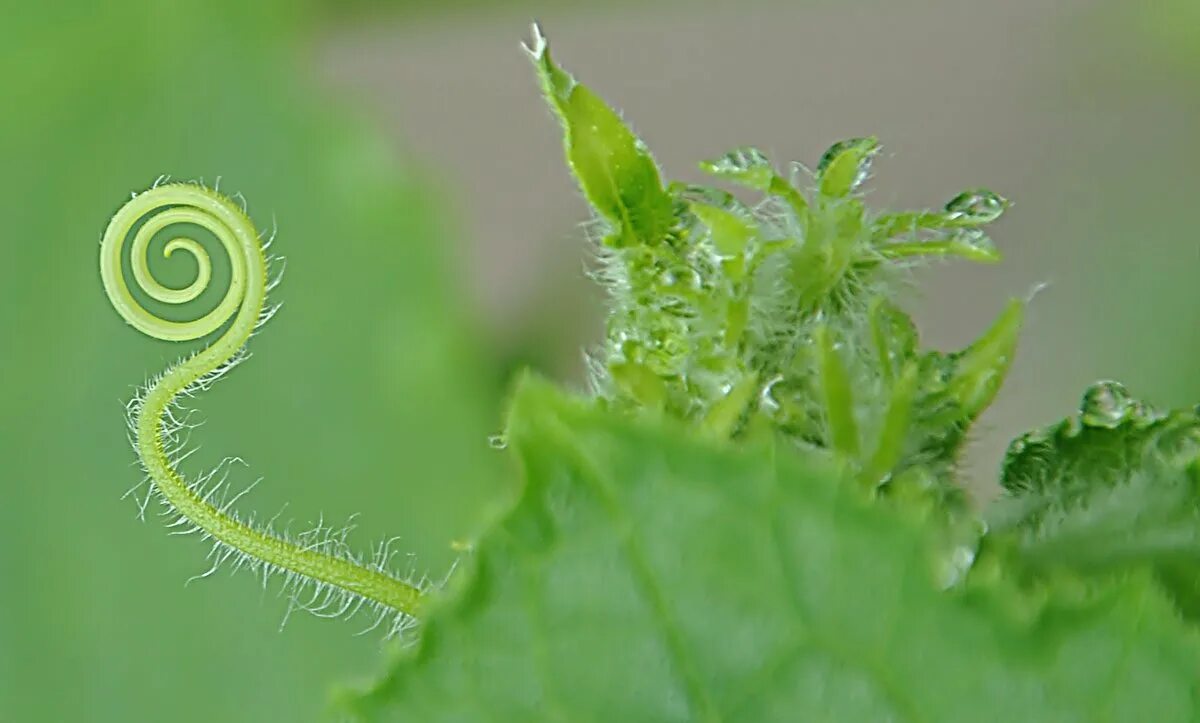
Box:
left=101, top=25, right=1200, bottom=721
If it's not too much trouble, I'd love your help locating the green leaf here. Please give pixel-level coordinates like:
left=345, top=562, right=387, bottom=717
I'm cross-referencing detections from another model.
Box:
left=871, top=210, right=952, bottom=241
left=341, top=378, right=1200, bottom=721
left=699, top=146, right=808, bottom=217
left=990, top=380, right=1200, bottom=617
left=527, top=25, right=674, bottom=248
left=816, top=137, right=880, bottom=198
left=689, top=202, right=755, bottom=259
left=878, top=229, right=1001, bottom=263
left=690, top=201, right=755, bottom=281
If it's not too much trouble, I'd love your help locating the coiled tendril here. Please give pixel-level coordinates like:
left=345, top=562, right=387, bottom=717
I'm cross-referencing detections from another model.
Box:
left=101, top=183, right=423, bottom=629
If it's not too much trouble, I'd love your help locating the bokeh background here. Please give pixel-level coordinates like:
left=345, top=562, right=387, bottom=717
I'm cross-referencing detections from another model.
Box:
left=1, top=0, right=1197, bottom=720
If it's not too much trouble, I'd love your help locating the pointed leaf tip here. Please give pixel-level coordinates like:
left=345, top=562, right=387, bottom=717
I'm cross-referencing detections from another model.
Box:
left=523, top=21, right=547, bottom=59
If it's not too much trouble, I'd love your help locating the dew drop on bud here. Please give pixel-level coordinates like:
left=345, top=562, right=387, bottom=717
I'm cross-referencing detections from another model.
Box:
left=1079, top=380, right=1134, bottom=429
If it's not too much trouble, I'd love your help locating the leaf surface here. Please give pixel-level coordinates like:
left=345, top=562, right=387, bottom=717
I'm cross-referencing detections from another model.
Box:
left=344, top=378, right=1200, bottom=722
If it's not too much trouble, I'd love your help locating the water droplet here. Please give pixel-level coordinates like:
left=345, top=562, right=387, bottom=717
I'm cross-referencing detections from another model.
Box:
left=938, top=545, right=977, bottom=589
left=944, top=188, right=1008, bottom=224
left=1079, top=381, right=1135, bottom=429
left=760, top=375, right=784, bottom=415
left=487, top=434, right=508, bottom=450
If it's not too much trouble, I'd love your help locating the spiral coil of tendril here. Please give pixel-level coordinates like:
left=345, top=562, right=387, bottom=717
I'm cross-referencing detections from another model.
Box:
left=100, top=184, right=262, bottom=343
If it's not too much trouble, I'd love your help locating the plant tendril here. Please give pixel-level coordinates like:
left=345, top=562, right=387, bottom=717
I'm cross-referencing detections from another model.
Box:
left=101, top=183, right=423, bottom=627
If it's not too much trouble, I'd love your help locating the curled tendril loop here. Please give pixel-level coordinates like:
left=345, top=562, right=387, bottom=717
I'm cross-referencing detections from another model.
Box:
left=100, top=184, right=258, bottom=342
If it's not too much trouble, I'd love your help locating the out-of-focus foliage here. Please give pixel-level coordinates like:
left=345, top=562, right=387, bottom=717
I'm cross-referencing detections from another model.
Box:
left=0, top=2, right=502, bottom=721
left=1125, top=0, right=1200, bottom=77
left=991, top=381, right=1200, bottom=620
left=345, top=376, right=1200, bottom=722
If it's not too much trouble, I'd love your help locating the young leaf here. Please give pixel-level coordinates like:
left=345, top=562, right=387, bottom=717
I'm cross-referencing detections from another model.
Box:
left=699, top=147, right=808, bottom=217
left=815, top=137, right=880, bottom=198
left=526, top=25, right=674, bottom=248
left=340, top=378, right=1200, bottom=722
left=877, top=229, right=1001, bottom=264
left=689, top=202, right=755, bottom=259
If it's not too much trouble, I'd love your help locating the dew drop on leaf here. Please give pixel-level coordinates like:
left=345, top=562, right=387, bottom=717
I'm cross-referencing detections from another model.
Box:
left=488, top=434, right=509, bottom=450
left=1079, top=380, right=1135, bottom=429
left=944, top=189, right=1008, bottom=224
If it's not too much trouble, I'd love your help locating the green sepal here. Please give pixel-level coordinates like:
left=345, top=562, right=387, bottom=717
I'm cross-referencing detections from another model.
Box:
left=609, top=359, right=669, bottom=411
left=815, top=325, right=860, bottom=457
left=701, top=374, right=759, bottom=439
left=861, top=361, right=919, bottom=489
left=868, top=298, right=919, bottom=385
left=943, top=298, right=1023, bottom=420
left=689, top=202, right=756, bottom=260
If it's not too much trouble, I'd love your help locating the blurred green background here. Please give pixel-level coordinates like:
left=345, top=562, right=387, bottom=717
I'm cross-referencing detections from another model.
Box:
left=0, top=0, right=1196, bottom=720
